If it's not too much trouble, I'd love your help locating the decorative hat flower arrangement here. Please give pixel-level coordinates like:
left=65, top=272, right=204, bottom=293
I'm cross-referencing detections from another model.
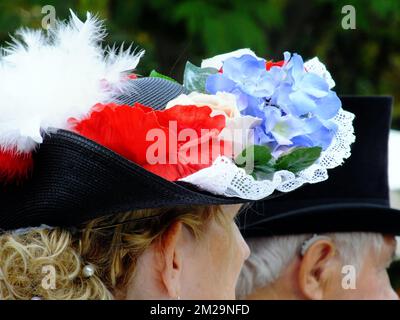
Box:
left=0, top=12, right=355, bottom=201
left=159, top=49, right=355, bottom=199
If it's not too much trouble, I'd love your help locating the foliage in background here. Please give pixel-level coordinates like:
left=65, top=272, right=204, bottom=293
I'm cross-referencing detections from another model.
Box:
left=0, top=0, right=400, bottom=289
left=0, top=0, right=399, bottom=126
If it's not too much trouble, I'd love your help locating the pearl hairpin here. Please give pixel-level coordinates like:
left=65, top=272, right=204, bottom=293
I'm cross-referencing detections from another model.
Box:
left=82, top=264, right=96, bottom=278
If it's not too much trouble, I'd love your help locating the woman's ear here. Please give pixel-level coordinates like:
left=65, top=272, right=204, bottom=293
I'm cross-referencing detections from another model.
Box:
left=158, top=221, right=184, bottom=299
left=298, top=239, right=337, bottom=300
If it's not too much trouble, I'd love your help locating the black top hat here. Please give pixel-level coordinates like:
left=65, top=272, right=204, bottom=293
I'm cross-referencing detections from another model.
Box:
left=0, top=78, right=247, bottom=231
left=239, top=96, right=400, bottom=237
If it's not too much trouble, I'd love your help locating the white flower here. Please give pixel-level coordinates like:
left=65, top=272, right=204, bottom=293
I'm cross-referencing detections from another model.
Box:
left=200, top=48, right=258, bottom=70
left=166, top=91, right=261, bottom=157
left=220, top=115, right=262, bottom=157
left=166, top=91, right=241, bottom=118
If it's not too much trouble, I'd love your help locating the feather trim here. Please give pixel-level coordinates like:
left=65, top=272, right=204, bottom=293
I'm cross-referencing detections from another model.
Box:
left=0, top=149, right=33, bottom=183
left=0, top=10, right=143, bottom=182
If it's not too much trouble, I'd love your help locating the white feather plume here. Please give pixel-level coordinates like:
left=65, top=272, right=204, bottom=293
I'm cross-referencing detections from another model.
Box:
left=0, top=10, right=144, bottom=153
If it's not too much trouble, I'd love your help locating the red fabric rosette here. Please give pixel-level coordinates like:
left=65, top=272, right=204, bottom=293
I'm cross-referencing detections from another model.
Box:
left=70, top=103, right=230, bottom=181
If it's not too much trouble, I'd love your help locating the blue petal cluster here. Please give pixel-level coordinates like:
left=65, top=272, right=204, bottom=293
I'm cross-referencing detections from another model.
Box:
left=205, top=52, right=341, bottom=157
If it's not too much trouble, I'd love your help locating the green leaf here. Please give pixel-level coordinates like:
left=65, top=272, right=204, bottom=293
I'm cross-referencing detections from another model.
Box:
left=235, top=145, right=275, bottom=178
left=252, top=164, right=276, bottom=180
left=235, top=145, right=272, bottom=168
left=149, top=70, right=177, bottom=83
left=275, top=147, right=322, bottom=173
left=183, top=61, right=218, bottom=93
left=256, top=164, right=276, bottom=174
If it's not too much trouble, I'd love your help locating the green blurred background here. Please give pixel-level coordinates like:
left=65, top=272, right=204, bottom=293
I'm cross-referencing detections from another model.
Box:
left=0, top=0, right=399, bottom=128
left=1, top=0, right=400, bottom=293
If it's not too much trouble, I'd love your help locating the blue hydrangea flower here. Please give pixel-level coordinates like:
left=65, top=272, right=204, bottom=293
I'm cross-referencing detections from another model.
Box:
left=205, top=51, right=341, bottom=157
left=272, top=53, right=341, bottom=120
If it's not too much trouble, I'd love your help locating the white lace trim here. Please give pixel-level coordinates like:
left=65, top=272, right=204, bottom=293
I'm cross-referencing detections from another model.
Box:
left=304, top=57, right=336, bottom=89
left=180, top=108, right=355, bottom=200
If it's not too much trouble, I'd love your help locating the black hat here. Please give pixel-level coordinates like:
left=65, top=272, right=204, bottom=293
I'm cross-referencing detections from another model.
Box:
left=0, top=13, right=357, bottom=231
left=1, top=13, right=254, bottom=231
left=0, top=77, right=250, bottom=231
left=239, top=96, right=400, bottom=237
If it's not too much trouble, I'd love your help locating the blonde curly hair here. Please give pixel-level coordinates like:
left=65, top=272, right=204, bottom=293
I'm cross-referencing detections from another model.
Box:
left=0, top=205, right=226, bottom=300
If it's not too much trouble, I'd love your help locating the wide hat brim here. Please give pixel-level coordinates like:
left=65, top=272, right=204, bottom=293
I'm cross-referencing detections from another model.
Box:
left=240, top=200, right=400, bottom=237
left=1, top=78, right=272, bottom=231
left=239, top=96, right=400, bottom=237
left=0, top=129, right=252, bottom=230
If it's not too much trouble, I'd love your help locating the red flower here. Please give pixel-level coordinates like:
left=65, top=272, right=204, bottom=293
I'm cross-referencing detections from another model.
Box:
left=266, top=60, right=285, bottom=71
left=70, top=103, right=228, bottom=181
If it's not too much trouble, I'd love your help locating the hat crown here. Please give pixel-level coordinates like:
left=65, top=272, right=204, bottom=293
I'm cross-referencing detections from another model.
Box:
left=242, top=96, right=394, bottom=235
left=302, top=96, right=392, bottom=205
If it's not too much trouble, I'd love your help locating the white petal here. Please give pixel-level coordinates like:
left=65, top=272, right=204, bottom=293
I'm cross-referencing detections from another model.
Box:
left=201, top=48, right=258, bottom=69
left=219, top=115, right=262, bottom=157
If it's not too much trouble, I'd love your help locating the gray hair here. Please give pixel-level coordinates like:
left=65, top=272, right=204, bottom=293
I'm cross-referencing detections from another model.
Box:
left=236, top=232, right=384, bottom=299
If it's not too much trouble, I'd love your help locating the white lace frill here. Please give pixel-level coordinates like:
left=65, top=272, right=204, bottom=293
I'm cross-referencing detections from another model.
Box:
left=180, top=108, right=355, bottom=200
